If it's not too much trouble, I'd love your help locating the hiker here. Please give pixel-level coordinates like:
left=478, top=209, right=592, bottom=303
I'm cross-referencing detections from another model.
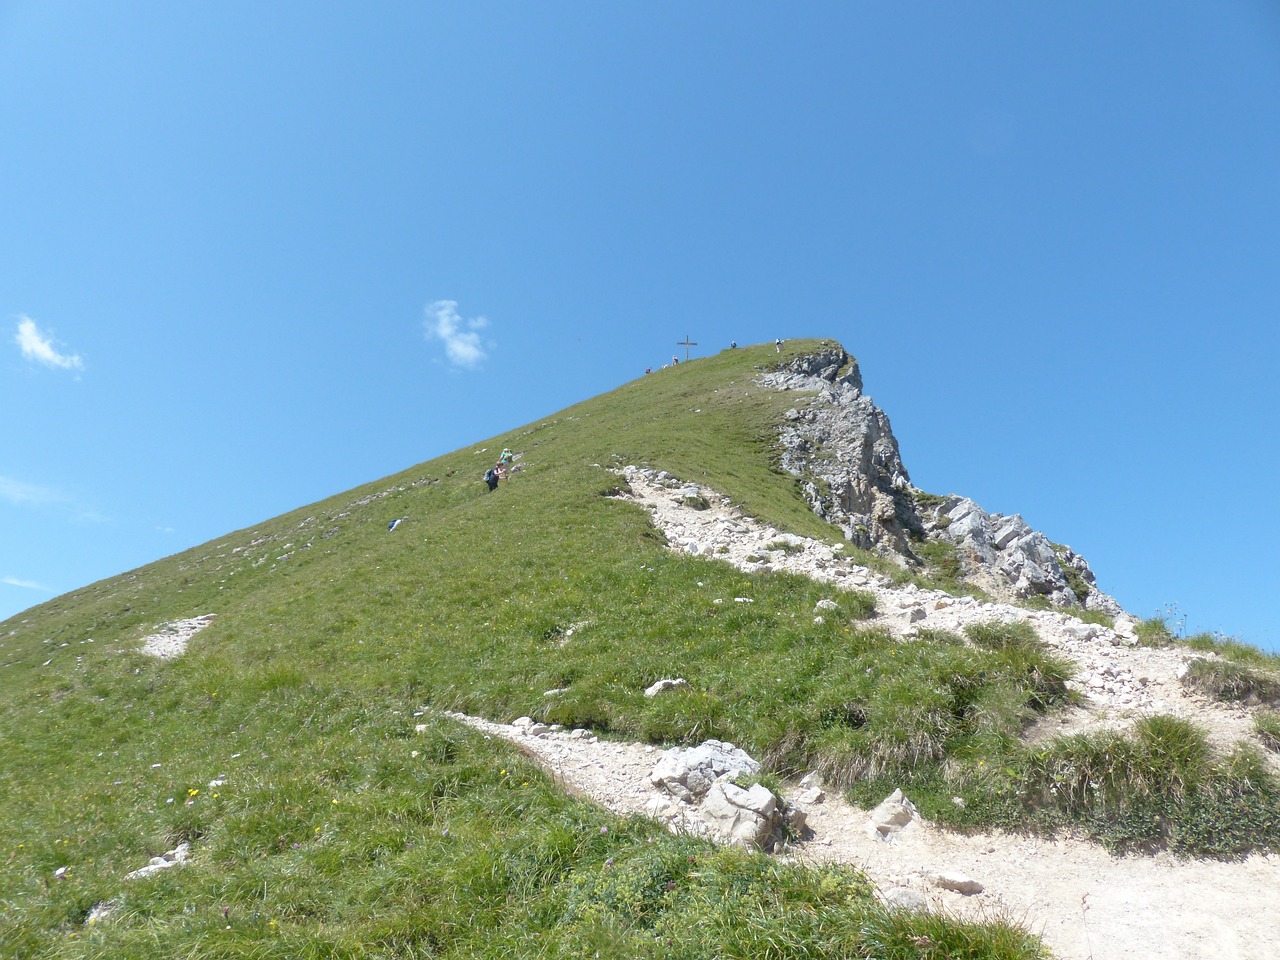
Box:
left=730, top=340, right=737, bottom=348
left=775, top=338, right=782, bottom=353
left=672, top=355, right=679, bottom=365
left=483, top=467, right=499, bottom=492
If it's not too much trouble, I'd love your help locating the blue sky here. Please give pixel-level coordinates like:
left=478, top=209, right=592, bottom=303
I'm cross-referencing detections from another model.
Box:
left=3, top=3, right=1278, bottom=650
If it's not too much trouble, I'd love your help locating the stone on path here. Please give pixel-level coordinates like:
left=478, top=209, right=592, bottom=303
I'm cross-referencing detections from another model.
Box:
left=866, top=788, right=921, bottom=841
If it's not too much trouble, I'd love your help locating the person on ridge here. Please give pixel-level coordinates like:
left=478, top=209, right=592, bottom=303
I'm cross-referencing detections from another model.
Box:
left=483, top=466, right=500, bottom=492
left=775, top=338, right=783, bottom=353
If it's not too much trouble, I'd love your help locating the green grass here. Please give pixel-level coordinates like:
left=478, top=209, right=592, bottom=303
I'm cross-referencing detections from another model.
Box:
left=0, top=338, right=1272, bottom=955
left=1256, top=711, right=1280, bottom=753
left=1181, top=658, right=1280, bottom=706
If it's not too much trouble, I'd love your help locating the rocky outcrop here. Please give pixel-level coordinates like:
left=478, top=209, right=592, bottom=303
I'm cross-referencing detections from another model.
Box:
left=917, top=495, right=1122, bottom=613
left=761, top=348, right=924, bottom=558
left=758, top=344, right=1119, bottom=613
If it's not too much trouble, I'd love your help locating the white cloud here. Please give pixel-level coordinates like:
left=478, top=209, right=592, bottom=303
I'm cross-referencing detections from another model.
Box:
left=0, top=476, right=62, bottom=506
left=2, top=576, right=51, bottom=592
left=423, top=300, right=490, bottom=369
left=15, top=315, right=84, bottom=371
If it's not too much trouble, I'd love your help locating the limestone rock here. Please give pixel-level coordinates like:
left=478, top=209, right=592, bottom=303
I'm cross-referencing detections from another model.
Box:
left=700, top=781, right=777, bottom=849
left=124, top=841, right=190, bottom=880
left=866, top=788, right=921, bottom=841
left=758, top=344, right=1123, bottom=616
left=760, top=349, right=922, bottom=558
left=797, top=786, right=825, bottom=806
left=650, top=740, right=761, bottom=803
left=644, top=678, right=689, bottom=698
left=917, top=496, right=1122, bottom=614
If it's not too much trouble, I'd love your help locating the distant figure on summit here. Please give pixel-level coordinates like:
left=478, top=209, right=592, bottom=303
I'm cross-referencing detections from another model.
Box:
left=775, top=338, right=783, bottom=353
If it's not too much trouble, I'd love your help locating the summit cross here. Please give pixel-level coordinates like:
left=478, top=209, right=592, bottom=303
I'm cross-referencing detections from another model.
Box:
left=677, top=335, right=698, bottom=360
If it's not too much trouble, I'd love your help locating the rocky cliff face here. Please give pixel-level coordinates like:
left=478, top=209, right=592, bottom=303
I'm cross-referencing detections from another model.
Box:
left=760, top=345, right=1122, bottom=614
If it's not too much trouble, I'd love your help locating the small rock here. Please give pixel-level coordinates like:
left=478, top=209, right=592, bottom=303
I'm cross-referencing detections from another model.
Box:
left=645, top=678, right=690, bottom=698
left=86, top=901, right=117, bottom=925
left=930, top=871, right=983, bottom=895
left=881, top=886, right=929, bottom=912
left=867, top=788, right=921, bottom=841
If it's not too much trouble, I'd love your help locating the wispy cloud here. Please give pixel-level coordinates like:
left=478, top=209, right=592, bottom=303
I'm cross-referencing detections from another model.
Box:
left=0, top=476, right=63, bottom=506
left=0, top=475, right=105, bottom=523
left=2, top=576, right=52, bottom=592
left=15, top=315, right=84, bottom=371
left=423, top=300, right=490, bottom=369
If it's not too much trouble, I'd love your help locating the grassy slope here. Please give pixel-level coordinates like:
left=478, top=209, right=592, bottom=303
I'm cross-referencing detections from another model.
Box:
left=0, top=338, right=1274, bottom=956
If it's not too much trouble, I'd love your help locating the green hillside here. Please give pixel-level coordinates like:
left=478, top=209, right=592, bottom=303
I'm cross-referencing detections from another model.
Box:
left=2, top=339, right=1276, bottom=958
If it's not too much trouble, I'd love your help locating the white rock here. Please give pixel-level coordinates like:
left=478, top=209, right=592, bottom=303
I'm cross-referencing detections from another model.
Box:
left=651, top=740, right=761, bottom=803
left=645, top=678, right=690, bottom=698
left=699, top=781, right=777, bottom=850
left=867, top=788, right=920, bottom=841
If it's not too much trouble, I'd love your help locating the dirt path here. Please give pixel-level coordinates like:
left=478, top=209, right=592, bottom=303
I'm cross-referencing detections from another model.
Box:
left=452, top=712, right=1280, bottom=960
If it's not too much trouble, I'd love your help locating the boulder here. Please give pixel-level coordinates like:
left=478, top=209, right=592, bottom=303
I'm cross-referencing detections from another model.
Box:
left=699, top=781, right=777, bottom=849
left=651, top=740, right=761, bottom=803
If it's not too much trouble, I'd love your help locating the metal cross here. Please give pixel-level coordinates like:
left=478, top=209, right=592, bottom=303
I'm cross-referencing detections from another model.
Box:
left=676, top=335, right=698, bottom=360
